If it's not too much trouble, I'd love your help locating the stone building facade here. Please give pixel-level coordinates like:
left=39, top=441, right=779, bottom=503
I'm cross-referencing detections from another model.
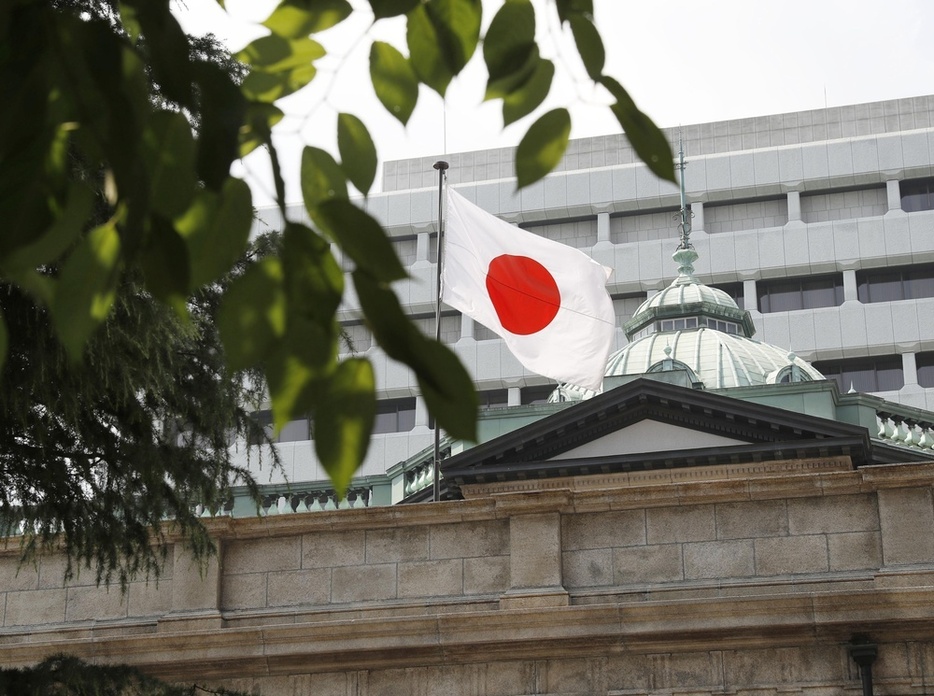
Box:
left=3, top=383, right=934, bottom=694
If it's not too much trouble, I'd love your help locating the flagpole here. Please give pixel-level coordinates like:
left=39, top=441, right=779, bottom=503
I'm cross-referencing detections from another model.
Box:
left=432, top=160, right=449, bottom=502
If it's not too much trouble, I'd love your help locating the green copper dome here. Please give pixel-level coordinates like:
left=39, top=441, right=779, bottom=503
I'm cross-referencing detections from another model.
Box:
left=550, top=245, right=825, bottom=401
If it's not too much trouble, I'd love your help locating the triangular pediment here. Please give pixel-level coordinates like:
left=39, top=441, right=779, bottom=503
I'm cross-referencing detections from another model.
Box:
left=547, top=419, right=746, bottom=461
left=408, top=378, right=886, bottom=501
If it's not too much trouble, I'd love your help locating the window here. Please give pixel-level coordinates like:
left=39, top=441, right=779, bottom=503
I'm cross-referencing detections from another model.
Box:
left=918, top=353, right=934, bottom=389
left=757, top=274, right=844, bottom=313
left=630, top=316, right=740, bottom=340
left=521, top=385, right=554, bottom=405
left=248, top=409, right=273, bottom=445
left=812, top=356, right=904, bottom=393
left=857, top=264, right=934, bottom=303
left=373, top=398, right=417, bottom=434
left=710, top=282, right=745, bottom=310
left=660, top=317, right=698, bottom=332
left=901, top=178, right=934, bottom=212
left=478, top=389, right=509, bottom=410
left=247, top=410, right=311, bottom=444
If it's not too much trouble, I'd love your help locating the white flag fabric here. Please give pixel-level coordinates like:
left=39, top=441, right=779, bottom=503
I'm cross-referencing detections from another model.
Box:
left=441, top=188, right=615, bottom=392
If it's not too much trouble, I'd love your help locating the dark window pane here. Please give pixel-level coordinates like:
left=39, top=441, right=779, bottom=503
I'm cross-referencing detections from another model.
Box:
left=868, top=272, right=903, bottom=302
left=373, top=412, right=398, bottom=434
left=279, top=419, right=310, bottom=443
left=373, top=398, right=417, bottom=433
left=905, top=269, right=934, bottom=300
left=875, top=365, right=905, bottom=391
left=767, top=281, right=802, bottom=312
left=901, top=178, right=934, bottom=212
left=918, top=352, right=934, bottom=388
left=711, top=282, right=744, bottom=310
left=814, top=356, right=904, bottom=393
left=521, top=385, right=554, bottom=405
left=479, top=389, right=509, bottom=409
left=801, top=278, right=837, bottom=309
left=397, top=406, right=416, bottom=432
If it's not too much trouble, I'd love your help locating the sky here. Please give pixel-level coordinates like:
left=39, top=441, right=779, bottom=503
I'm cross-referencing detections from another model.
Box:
left=173, top=0, right=934, bottom=206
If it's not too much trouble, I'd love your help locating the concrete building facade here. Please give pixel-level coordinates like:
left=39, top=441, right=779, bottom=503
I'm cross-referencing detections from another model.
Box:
left=240, top=95, right=934, bottom=503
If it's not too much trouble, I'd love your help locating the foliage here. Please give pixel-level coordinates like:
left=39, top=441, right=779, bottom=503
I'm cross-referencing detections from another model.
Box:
left=0, top=0, right=674, bottom=510
left=0, top=653, right=251, bottom=696
left=0, top=249, right=274, bottom=587
left=0, top=0, right=276, bottom=587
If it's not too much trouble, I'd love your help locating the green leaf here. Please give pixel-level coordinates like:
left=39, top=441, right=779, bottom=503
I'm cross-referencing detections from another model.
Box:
left=369, top=41, right=419, bottom=125
left=427, top=0, right=481, bottom=73
left=337, top=113, right=377, bottom=196
left=140, top=218, right=190, bottom=313
left=515, top=108, right=571, bottom=188
left=0, top=309, right=7, bottom=376
left=485, top=45, right=539, bottom=102
left=239, top=102, right=284, bottom=157
left=555, top=0, right=593, bottom=24
left=315, top=358, right=376, bottom=497
left=282, top=222, right=344, bottom=323
left=367, top=0, right=419, bottom=19
left=128, top=2, right=194, bottom=108
left=406, top=5, right=452, bottom=97
left=50, top=222, right=123, bottom=360
left=600, top=76, right=676, bottom=184
left=408, top=0, right=481, bottom=96
left=241, top=62, right=317, bottom=102
left=194, top=61, right=247, bottom=191
left=502, top=57, right=554, bottom=126
left=143, top=111, right=197, bottom=219
left=415, top=339, right=478, bottom=443
left=235, top=34, right=326, bottom=72
left=1, top=182, right=94, bottom=273
left=4, top=270, right=54, bottom=307
left=483, top=0, right=536, bottom=100
left=300, top=146, right=348, bottom=212
left=314, top=200, right=407, bottom=282
left=175, top=177, right=253, bottom=289
left=263, top=0, right=352, bottom=39
left=352, top=270, right=477, bottom=441
left=567, top=13, right=604, bottom=80
left=266, top=316, right=337, bottom=431
left=218, top=257, right=287, bottom=371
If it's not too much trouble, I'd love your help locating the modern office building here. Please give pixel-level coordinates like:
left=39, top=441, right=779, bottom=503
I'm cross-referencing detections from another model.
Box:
left=237, top=94, right=934, bottom=507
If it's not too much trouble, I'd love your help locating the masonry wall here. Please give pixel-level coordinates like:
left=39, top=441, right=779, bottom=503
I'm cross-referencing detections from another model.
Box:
left=3, top=459, right=934, bottom=695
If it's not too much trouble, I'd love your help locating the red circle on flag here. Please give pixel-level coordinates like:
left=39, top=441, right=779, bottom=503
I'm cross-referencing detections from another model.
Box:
left=486, top=254, right=561, bottom=335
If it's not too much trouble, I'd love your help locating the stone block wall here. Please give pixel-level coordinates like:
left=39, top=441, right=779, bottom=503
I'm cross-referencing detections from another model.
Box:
left=0, top=549, right=173, bottom=630
left=221, top=518, right=510, bottom=612
left=3, top=460, right=934, bottom=695
left=562, top=494, right=884, bottom=592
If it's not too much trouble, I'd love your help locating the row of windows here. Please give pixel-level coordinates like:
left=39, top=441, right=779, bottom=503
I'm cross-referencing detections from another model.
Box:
left=716, top=264, right=934, bottom=314
left=857, top=264, right=934, bottom=304
left=757, top=275, right=845, bottom=313
left=813, top=352, right=934, bottom=392
left=248, top=385, right=561, bottom=444
left=631, top=316, right=741, bottom=340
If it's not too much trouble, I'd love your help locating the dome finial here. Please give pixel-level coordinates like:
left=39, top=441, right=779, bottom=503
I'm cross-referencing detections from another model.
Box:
left=672, top=131, right=698, bottom=284
left=676, top=130, right=693, bottom=251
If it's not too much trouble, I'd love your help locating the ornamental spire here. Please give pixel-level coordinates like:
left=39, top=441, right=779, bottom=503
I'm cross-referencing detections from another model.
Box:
left=676, top=130, right=693, bottom=250
left=672, top=130, right=698, bottom=284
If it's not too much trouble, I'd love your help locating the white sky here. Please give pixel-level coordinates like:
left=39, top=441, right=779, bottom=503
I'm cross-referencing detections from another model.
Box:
left=173, top=0, right=934, bottom=206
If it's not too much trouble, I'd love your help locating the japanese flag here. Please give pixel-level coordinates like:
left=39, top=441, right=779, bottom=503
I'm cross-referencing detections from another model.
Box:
left=441, top=188, right=615, bottom=392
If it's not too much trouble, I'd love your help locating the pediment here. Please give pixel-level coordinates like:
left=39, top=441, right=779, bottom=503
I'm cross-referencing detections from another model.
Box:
left=414, top=378, right=882, bottom=500
left=547, top=419, right=746, bottom=461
